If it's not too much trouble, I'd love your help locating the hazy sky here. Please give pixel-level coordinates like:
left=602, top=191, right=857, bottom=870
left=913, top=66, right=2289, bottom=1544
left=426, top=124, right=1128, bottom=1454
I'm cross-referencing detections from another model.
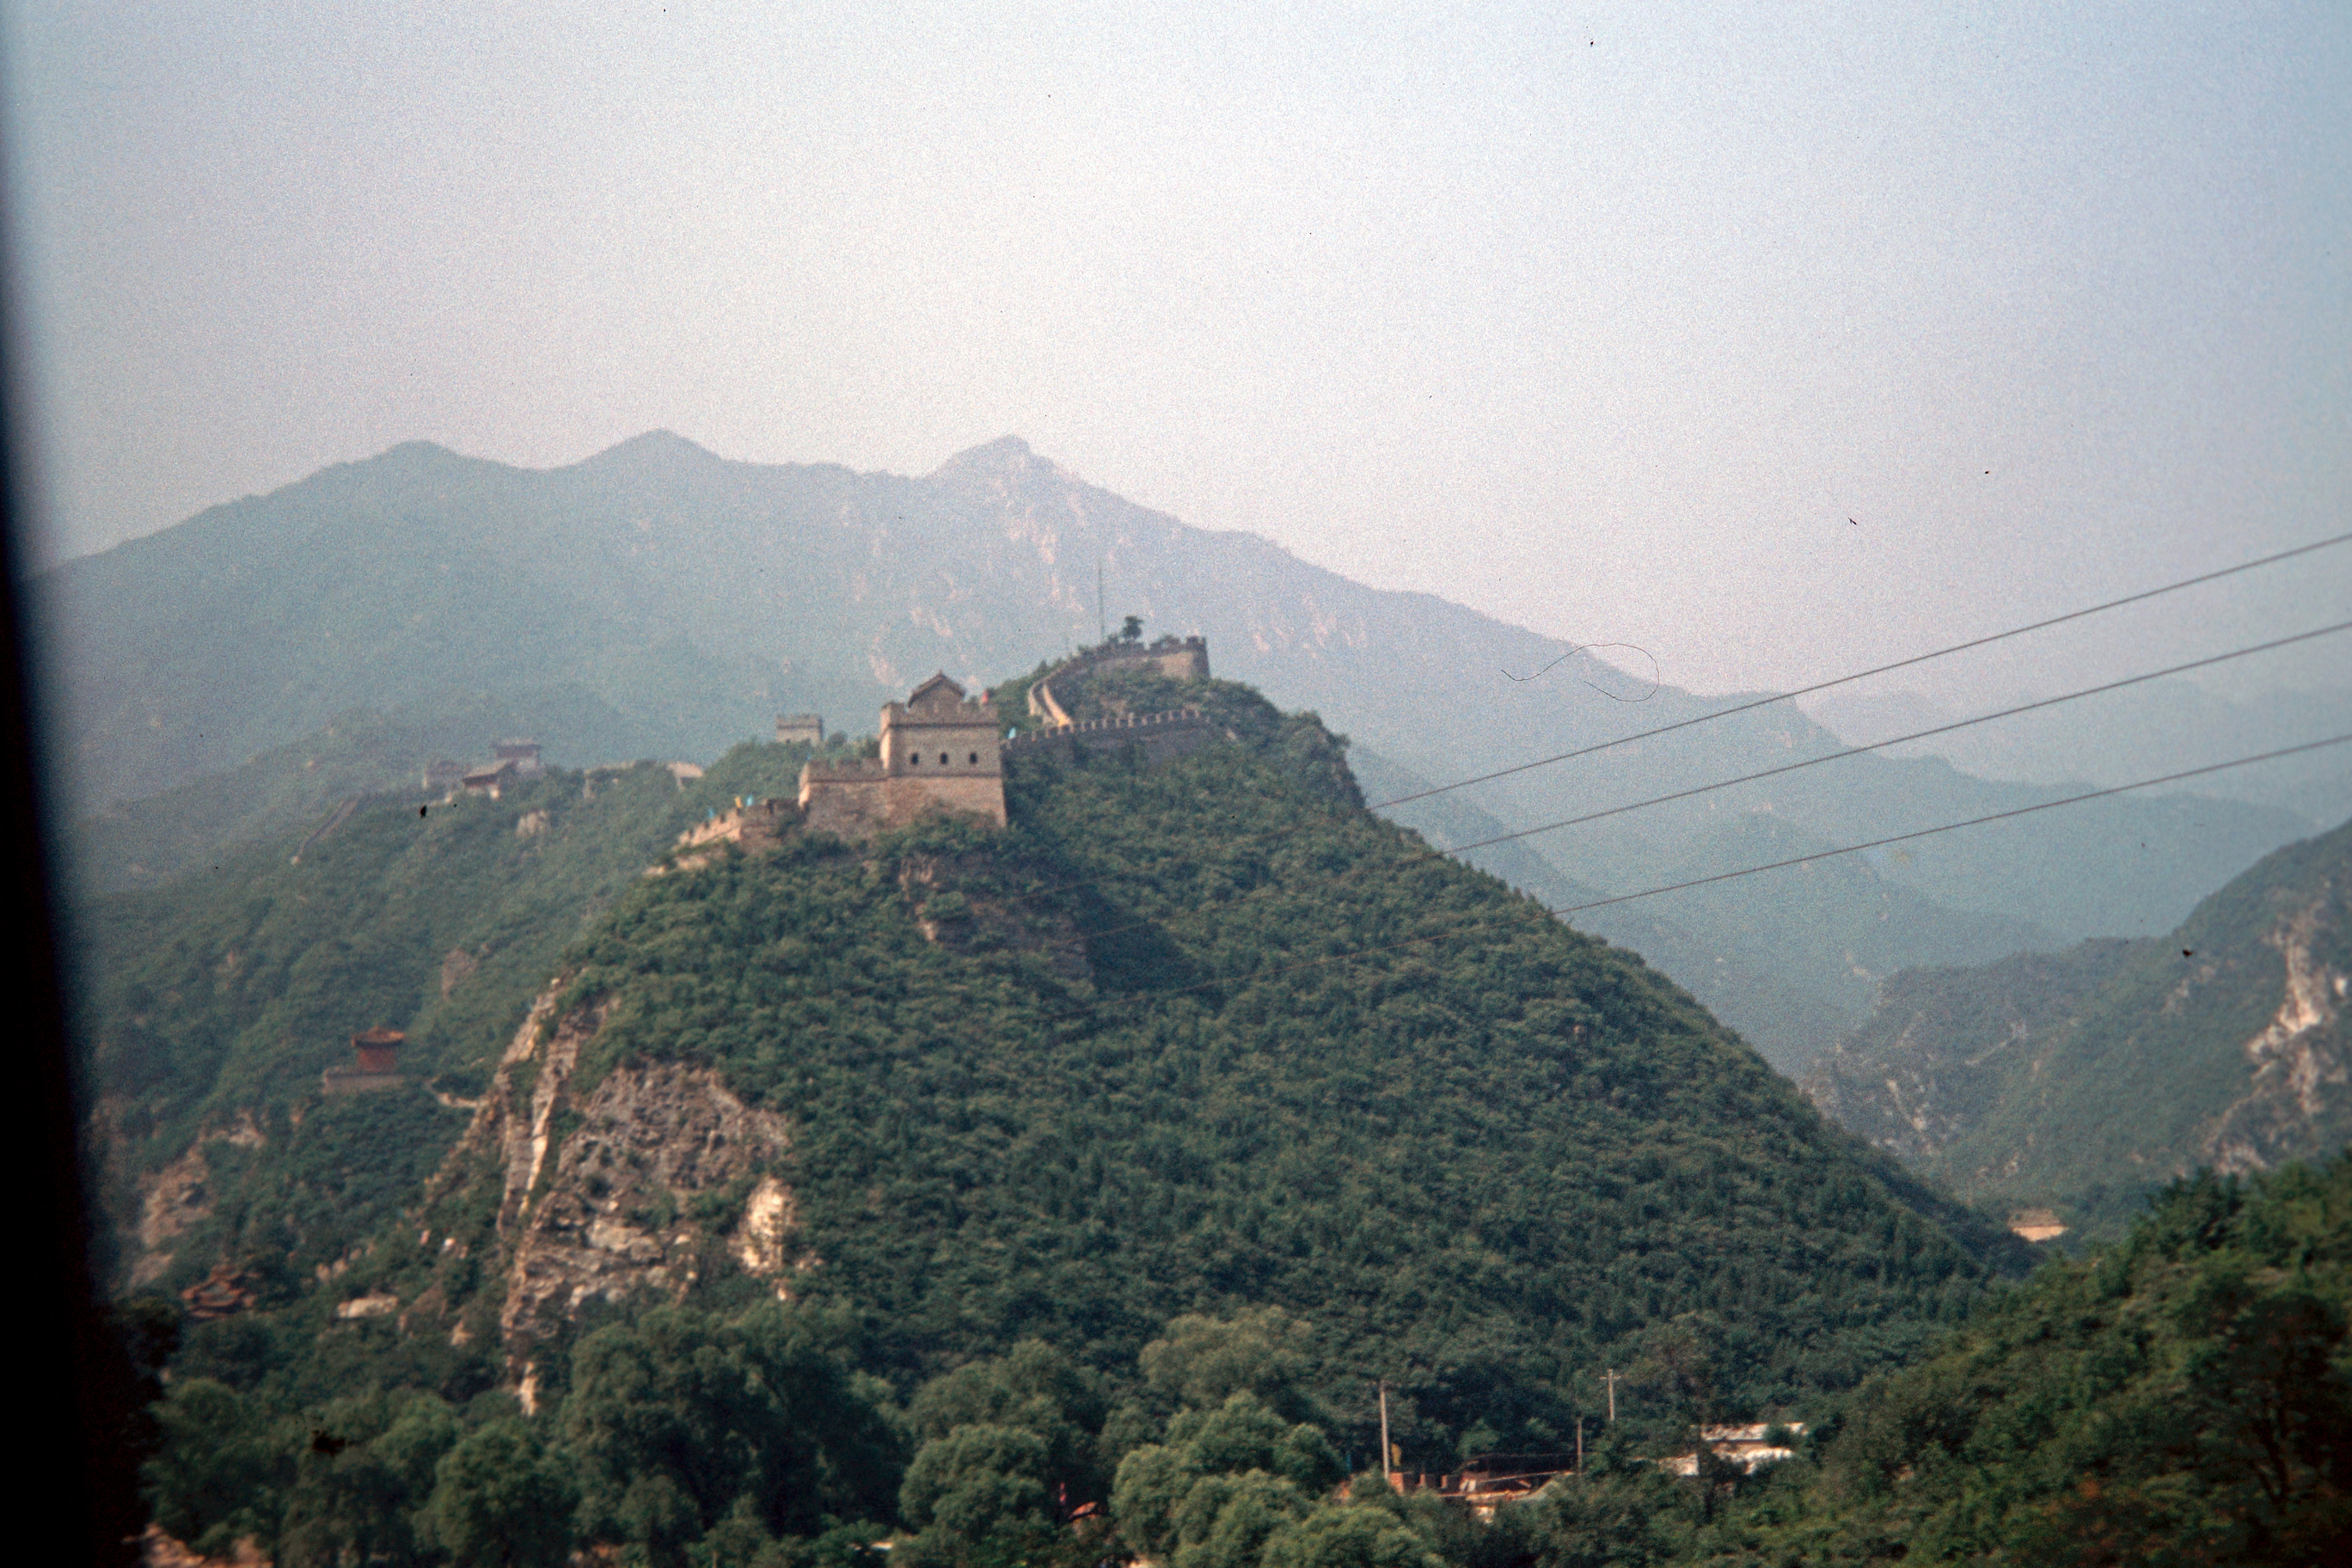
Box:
left=6, top=1, right=2348, bottom=709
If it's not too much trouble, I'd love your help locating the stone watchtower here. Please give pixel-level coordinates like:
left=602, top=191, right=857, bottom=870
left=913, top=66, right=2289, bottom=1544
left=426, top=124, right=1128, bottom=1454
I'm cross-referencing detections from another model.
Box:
left=797, top=673, right=1007, bottom=840
left=881, top=674, right=1001, bottom=785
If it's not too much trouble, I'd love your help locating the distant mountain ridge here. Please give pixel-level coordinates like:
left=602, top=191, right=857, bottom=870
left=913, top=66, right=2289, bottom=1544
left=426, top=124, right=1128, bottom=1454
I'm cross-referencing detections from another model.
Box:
left=1803, top=678, right=2352, bottom=826
left=1801, top=816, right=2352, bottom=1229
left=34, top=432, right=2318, bottom=1069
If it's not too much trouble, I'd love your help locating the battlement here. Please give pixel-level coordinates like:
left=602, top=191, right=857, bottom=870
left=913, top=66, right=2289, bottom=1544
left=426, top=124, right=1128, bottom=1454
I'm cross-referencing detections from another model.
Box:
left=1029, top=634, right=1210, bottom=726
left=677, top=796, right=791, bottom=852
left=798, top=757, right=886, bottom=784
left=797, top=673, right=1006, bottom=842
left=1004, top=705, right=1216, bottom=769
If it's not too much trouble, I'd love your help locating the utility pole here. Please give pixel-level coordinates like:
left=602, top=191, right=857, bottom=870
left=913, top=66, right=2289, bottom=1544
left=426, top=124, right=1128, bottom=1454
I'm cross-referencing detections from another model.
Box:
left=1604, top=1369, right=1620, bottom=1424
left=1575, top=1417, right=1583, bottom=1474
left=1377, top=1381, right=1393, bottom=1491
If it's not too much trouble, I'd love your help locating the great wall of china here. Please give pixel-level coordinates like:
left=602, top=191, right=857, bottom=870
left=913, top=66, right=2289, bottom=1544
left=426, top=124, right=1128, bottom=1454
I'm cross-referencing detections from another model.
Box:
left=678, top=637, right=1219, bottom=852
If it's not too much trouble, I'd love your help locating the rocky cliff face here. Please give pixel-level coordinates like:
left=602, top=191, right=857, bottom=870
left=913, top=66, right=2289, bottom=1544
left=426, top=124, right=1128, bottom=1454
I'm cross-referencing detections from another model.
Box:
left=2198, top=895, right=2350, bottom=1173
left=119, top=1109, right=268, bottom=1288
left=423, top=983, right=812, bottom=1399
left=1800, top=819, right=2352, bottom=1227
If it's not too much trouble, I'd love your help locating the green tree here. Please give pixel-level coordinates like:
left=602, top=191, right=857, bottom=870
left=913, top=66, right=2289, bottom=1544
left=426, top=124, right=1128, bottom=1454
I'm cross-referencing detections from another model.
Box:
left=1112, top=1392, right=1345, bottom=1565
left=909, top=1340, right=1111, bottom=1502
left=897, top=1424, right=1055, bottom=1565
left=1175, top=1470, right=1315, bottom=1568
left=278, top=1391, right=459, bottom=1567
left=144, top=1378, right=291, bottom=1556
left=562, top=1302, right=902, bottom=1561
left=1259, top=1500, right=1444, bottom=1568
left=425, top=1418, right=577, bottom=1568
left=1142, top=1309, right=1325, bottom=1424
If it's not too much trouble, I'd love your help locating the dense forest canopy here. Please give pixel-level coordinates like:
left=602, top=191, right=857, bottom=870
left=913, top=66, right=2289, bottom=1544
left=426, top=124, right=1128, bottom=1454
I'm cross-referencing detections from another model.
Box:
left=96, top=659, right=2342, bottom=1567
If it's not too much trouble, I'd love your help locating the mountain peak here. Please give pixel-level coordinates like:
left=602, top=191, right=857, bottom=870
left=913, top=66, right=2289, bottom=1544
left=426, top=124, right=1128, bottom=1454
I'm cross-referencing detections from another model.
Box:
left=929, top=435, right=1040, bottom=480
left=572, top=430, right=722, bottom=472
left=380, top=439, right=462, bottom=462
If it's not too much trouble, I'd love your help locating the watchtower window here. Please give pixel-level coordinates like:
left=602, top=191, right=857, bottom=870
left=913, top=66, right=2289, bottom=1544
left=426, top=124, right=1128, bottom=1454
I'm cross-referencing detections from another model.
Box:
left=967, top=752, right=978, bottom=764
left=910, top=753, right=919, bottom=765
left=939, top=752, right=949, bottom=765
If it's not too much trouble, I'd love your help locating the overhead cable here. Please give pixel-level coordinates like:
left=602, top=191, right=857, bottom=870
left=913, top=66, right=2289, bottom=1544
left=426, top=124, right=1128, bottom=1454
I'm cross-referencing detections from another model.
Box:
left=1050, top=617, right=2352, bottom=952
left=1369, top=527, right=2352, bottom=812
left=1069, top=729, right=2352, bottom=1013
left=992, top=528, right=2352, bottom=911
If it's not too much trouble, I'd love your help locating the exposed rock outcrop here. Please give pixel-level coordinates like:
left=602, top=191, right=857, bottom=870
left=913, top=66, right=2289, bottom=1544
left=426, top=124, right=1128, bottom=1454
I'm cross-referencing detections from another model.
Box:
left=1801, top=822, right=2352, bottom=1219
left=424, top=982, right=811, bottom=1377
left=2200, top=897, right=2349, bottom=1173
left=128, top=1111, right=267, bottom=1287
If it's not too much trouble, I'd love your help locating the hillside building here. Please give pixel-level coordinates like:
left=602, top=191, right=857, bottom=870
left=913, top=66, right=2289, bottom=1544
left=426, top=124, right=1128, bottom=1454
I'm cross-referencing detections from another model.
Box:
left=495, top=738, right=543, bottom=778
left=775, top=714, right=824, bottom=747
left=323, top=1026, right=407, bottom=1094
left=461, top=759, right=517, bottom=798
left=1378, top=1454, right=1579, bottom=1519
left=797, top=673, right=1006, bottom=841
left=1660, top=1424, right=1808, bottom=1477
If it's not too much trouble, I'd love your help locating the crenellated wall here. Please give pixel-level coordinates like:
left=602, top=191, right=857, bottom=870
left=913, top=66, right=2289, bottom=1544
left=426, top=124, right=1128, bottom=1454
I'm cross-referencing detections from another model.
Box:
left=1028, top=634, right=1210, bottom=726
left=1003, top=707, right=1216, bottom=769
left=796, top=672, right=1008, bottom=841
left=797, top=763, right=1007, bottom=839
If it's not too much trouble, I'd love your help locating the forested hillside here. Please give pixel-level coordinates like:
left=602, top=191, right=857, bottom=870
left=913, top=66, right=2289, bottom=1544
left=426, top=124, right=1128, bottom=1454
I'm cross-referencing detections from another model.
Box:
left=1687, top=1155, right=2352, bottom=1564
left=1804, top=817, right=2352, bottom=1235
left=39, top=432, right=2316, bottom=1072
left=74, top=739, right=844, bottom=1290
left=61, top=686, right=684, bottom=897
left=93, top=671, right=2037, bottom=1565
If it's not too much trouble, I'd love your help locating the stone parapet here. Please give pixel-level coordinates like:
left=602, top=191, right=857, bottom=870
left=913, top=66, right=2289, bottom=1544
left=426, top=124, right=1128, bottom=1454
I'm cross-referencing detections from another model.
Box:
left=674, top=798, right=792, bottom=860
left=796, top=771, right=1006, bottom=840
left=1005, top=707, right=1215, bottom=769
left=799, top=758, right=885, bottom=783
left=322, top=1068, right=407, bottom=1095
left=1029, top=635, right=1210, bottom=726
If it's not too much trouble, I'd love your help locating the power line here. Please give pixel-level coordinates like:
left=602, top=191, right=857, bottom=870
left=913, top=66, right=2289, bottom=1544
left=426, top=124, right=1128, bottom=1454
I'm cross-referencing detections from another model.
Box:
left=992, top=527, right=2352, bottom=912
left=1369, top=527, right=2352, bottom=812
left=1426, top=618, right=2352, bottom=866
left=1058, top=730, right=2352, bottom=1014
left=1046, top=617, right=2352, bottom=954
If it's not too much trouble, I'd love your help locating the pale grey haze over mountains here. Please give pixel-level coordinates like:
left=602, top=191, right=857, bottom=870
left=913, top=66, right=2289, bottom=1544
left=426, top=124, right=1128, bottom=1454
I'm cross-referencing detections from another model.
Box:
left=35, top=433, right=2326, bottom=1070
left=1802, top=682, right=2352, bottom=827
left=6, top=6, right=2345, bottom=726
